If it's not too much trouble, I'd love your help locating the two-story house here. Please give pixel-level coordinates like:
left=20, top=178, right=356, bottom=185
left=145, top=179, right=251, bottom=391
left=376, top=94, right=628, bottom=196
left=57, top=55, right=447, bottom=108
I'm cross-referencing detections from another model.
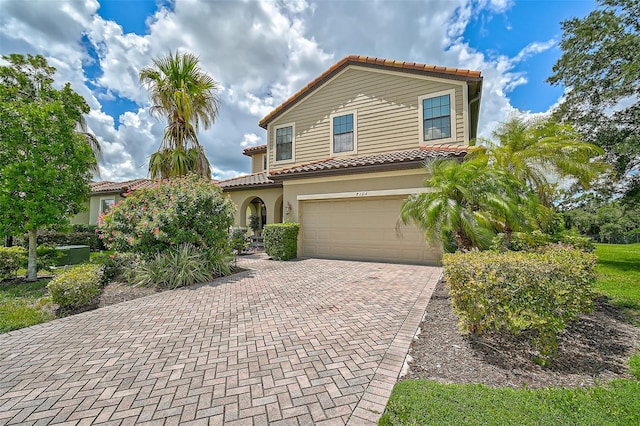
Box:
left=220, top=55, right=483, bottom=265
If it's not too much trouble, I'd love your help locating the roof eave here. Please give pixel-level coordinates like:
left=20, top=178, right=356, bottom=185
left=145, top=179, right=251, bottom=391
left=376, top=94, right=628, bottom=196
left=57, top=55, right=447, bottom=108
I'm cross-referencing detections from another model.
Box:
left=269, top=157, right=465, bottom=181
left=221, top=182, right=283, bottom=191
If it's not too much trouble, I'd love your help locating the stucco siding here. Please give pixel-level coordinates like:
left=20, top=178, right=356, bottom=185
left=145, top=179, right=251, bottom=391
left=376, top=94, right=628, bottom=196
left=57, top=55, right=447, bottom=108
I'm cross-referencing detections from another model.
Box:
left=268, top=67, right=466, bottom=168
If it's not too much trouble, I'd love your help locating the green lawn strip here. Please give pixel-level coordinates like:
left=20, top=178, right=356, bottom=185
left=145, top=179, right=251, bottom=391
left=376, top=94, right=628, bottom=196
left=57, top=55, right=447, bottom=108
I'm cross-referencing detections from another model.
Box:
left=380, top=379, right=640, bottom=426
left=0, top=279, right=55, bottom=332
left=594, top=243, right=640, bottom=316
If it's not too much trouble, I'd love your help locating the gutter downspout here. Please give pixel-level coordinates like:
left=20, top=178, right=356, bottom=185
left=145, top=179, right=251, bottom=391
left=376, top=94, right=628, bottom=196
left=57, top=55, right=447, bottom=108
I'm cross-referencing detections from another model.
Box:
left=468, top=92, right=482, bottom=143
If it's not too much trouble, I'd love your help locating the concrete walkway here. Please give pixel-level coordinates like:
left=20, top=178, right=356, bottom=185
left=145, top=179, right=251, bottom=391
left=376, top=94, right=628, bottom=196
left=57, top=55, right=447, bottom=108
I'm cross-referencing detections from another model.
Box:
left=0, top=254, right=441, bottom=425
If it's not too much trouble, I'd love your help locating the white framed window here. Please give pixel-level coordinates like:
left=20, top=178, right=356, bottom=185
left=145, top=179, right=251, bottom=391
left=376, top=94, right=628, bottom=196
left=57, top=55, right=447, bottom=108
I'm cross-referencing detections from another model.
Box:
left=330, top=111, right=358, bottom=155
left=418, top=89, right=456, bottom=143
left=274, top=123, right=295, bottom=163
left=100, top=198, right=115, bottom=214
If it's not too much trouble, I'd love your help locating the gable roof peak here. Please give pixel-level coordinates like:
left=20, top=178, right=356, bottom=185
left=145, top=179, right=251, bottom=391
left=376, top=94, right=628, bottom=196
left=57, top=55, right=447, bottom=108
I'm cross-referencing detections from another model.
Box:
left=259, top=55, right=482, bottom=129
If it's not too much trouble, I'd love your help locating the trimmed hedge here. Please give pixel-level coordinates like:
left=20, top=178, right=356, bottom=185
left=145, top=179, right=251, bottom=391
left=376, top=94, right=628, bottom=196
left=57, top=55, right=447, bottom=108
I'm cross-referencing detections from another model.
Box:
left=443, top=247, right=597, bottom=363
left=264, top=223, right=300, bottom=261
left=491, top=231, right=594, bottom=253
left=15, top=230, right=105, bottom=251
left=0, top=246, right=27, bottom=281
left=47, top=264, right=103, bottom=309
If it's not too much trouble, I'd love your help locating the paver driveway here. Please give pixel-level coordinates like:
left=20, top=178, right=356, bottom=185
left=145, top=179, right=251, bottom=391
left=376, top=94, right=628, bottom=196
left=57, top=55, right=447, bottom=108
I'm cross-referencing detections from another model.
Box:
left=0, top=255, right=441, bottom=425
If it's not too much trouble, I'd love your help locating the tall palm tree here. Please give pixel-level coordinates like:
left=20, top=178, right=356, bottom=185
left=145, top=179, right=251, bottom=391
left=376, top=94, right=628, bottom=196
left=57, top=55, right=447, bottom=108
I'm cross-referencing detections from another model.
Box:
left=469, top=117, right=606, bottom=206
left=139, top=51, right=220, bottom=179
left=401, top=157, right=539, bottom=251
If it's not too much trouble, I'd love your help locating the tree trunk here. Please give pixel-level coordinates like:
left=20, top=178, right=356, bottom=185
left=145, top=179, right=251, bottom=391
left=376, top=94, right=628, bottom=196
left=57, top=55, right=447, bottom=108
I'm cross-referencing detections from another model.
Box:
left=454, top=231, right=474, bottom=251
left=26, top=228, right=38, bottom=281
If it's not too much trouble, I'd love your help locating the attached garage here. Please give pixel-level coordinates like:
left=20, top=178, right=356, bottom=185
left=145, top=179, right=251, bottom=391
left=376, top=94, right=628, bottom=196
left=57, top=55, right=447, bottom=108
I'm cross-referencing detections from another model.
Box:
left=300, top=196, right=441, bottom=265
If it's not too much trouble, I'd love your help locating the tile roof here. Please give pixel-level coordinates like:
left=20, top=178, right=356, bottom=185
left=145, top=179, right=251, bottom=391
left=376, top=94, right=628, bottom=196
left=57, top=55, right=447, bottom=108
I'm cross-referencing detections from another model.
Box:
left=242, top=145, right=267, bottom=156
left=90, top=178, right=154, bottom=194
left=259, top=55, right=482, bottom=129
left=218, top=172, right=281, bottom=190
left=268, top=144, right=471, bottom=178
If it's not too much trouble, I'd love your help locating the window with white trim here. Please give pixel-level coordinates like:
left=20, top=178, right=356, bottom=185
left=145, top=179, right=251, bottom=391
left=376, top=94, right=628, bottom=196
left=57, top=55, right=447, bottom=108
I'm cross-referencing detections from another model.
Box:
left=330, top=111, right=357, bottom=155
left=419, top=90, right=456, bottom=143
left=275, top=124, right=293, bottom=161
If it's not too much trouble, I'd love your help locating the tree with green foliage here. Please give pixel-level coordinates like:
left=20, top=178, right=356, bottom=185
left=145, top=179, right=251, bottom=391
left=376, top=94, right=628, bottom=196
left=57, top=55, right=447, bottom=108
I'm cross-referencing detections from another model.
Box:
left=548, top=0, right=639, bottom=196
left=401, top=157, right=543, bottom=251
left=470, top=117, right=605, bottom=206
left=0, top=54, right=97, bottom=281
left=139, top=51, right=220, bottom=179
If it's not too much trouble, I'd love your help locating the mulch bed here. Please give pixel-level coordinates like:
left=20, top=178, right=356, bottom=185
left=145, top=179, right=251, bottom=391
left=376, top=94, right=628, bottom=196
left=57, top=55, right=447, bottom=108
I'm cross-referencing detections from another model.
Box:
left=405, top=280, right=640, bottom=388
left=98, top=282, right=161, bottom=308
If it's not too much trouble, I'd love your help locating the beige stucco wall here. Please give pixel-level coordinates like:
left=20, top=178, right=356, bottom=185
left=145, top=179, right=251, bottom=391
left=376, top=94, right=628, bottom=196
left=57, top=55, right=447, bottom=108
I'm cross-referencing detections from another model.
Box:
left=267, top=66, right=467, bottom=169
left=70, top=193, right=124, bottom=226
left=70, top=202, right=91, bottom=225
left=251, top=153, right=266, bottom=174
left=281, top=168, right=428, bottom=223
left=224, top=187, right=284, bottom=227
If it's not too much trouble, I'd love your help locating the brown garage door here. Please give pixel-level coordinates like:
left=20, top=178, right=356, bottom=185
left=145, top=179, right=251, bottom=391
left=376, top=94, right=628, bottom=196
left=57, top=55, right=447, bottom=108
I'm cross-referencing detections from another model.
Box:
left=301, top=196, right=441, bottom=265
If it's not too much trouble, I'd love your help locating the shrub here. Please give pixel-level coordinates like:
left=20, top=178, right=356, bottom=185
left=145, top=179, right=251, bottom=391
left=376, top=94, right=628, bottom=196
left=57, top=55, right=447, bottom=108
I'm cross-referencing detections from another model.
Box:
left=133, top=244, right=231, bottom=289
left=491, top=231, right=550, bottom=252
left=559, top=234, right=595, bottom=252
left=0, top=246, right=27, bottom=280
left=443, top=247, right=597, bottom=363
left=47, top=264, right=103, bottom=309
left=97, top=175, right=235, bottom=255
left=230, top=227, right=250, bottom=254
left=35, top=245, right=63, bottom=271
left=264, top=223, right=300, bottom=261
left=92, top=252, right=139, bottom=284
left=15, top=230, right=106, bottom=251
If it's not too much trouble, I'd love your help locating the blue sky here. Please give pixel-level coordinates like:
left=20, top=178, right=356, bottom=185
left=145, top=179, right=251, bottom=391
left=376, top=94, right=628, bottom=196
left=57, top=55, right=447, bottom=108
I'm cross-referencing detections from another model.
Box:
left=0, top=0, right=597, bottom=181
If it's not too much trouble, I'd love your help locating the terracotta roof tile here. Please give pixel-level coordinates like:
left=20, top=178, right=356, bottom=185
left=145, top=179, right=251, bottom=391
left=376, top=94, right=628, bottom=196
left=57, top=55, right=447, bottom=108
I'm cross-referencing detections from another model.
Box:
left=90, top=178, right=154, bottom=194
left=242, top=144, right=267, bottom=156
left=268, top=144, right=471, bottom=178
left=218, top=172, right=281, bottom=190
left=259, top=55, right=482, bottom=129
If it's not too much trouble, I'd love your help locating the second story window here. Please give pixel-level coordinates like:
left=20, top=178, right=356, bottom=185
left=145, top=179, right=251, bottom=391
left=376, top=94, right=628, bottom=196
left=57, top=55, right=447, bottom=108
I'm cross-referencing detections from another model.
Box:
left=330, top=111, right=357, bottom=155
left=275, top=125, right=293, bottom=161
left=419, top=89, right=456, bottom=143
left=423, top=94, right=451, bottom=141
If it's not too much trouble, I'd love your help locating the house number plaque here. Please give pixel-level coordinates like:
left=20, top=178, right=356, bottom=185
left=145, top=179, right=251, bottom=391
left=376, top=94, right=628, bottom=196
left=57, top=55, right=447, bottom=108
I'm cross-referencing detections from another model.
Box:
left=355, top=192, right=368, bottom=196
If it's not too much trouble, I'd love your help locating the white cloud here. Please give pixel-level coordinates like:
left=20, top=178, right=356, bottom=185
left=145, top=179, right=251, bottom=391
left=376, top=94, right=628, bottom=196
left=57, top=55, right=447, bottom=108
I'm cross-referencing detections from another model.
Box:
left=0, top=0, right=561, bottom=180
left=240, top=133, right=263, bottom=148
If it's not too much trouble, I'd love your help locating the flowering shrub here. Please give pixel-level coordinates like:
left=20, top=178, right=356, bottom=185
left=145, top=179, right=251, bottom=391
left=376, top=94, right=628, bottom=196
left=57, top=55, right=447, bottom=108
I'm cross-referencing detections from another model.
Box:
left=97, top=175, right=235, bottom=255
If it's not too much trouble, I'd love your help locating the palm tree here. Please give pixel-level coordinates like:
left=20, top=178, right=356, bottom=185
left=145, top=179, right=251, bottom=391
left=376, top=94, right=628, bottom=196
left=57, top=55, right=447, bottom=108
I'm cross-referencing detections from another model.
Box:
left=76, top=113, right=102, bottom=175
left=469, top=117, right=606, bottom=206
left=401, top=157, right=538, bottom=251
left=139, top=51, right=220, bottom=179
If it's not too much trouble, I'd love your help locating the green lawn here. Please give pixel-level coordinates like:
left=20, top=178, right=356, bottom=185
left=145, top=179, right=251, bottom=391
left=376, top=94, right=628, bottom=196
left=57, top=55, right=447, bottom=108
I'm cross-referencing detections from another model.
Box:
left=381, top=243, right=640, bottom=425
left=595, top=243, right=640, bottom=320
left=0, top=279, right=55, bottom=333
left=379, top=378, right=640, bottom=426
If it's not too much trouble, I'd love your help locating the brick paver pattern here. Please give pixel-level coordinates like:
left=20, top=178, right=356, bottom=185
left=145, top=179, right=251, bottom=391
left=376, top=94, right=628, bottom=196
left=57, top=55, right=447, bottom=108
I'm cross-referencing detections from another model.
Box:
left=0, top=255, right=441, bottom=425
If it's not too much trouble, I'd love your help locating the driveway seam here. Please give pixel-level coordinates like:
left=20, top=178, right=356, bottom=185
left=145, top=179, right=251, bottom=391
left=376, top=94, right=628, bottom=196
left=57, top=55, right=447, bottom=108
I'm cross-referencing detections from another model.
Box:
left=347, top=269, right=442, bottom=424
